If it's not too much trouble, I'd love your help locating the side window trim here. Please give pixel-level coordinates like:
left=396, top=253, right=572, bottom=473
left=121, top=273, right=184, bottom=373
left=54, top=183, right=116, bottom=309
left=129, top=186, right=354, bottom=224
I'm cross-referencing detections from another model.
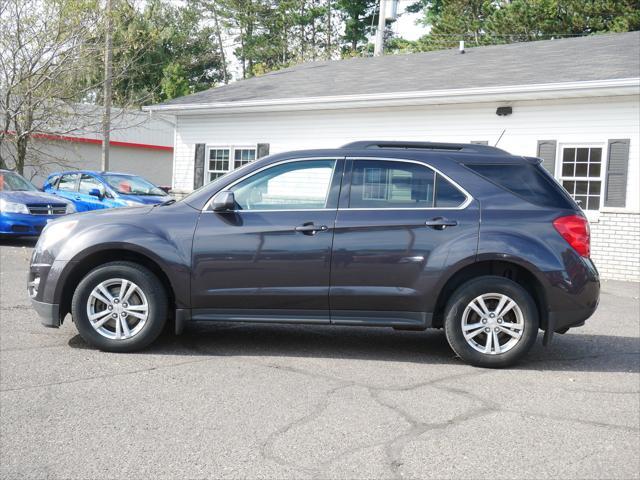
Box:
left=341, top=157, right=472, bottom=210
left=202, top=157, right=345, bottom=212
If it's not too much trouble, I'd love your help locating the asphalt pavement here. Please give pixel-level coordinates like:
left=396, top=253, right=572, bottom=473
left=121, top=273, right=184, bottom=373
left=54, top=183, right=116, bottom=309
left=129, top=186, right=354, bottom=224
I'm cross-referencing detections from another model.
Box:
left=1, top=237, right=639, bottom=479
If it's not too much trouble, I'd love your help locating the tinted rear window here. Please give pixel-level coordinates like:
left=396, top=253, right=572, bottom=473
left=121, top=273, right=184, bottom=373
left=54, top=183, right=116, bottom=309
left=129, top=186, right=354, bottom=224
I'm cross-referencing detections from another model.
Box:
left=466, top=163, right=574, bottom=208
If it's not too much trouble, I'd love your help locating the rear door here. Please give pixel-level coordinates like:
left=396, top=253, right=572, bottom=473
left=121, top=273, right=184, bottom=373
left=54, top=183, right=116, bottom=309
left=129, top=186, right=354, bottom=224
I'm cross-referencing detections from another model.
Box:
left=330, top=158, right=479, bottom=327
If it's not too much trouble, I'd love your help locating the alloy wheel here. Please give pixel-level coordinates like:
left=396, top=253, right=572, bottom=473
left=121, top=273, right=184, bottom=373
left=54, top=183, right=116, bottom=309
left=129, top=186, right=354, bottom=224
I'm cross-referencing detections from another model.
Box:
left=86, top=278, right=149, bottom=340
left=461, top=293, right=525, bottom=355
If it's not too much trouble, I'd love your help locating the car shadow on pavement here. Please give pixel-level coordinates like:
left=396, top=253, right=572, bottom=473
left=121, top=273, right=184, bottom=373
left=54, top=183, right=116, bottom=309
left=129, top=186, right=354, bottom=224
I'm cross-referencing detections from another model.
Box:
left=68, top=322, right=640, bottom=373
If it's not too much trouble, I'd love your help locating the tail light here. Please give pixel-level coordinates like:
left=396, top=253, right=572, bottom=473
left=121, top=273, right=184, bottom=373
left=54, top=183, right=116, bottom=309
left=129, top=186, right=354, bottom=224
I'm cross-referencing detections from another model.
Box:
left=553, top=215, right=590, bottom=257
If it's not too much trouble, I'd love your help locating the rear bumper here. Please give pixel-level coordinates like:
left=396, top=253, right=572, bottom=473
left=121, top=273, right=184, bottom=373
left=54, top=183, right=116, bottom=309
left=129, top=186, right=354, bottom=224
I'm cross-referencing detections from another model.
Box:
left=30, top=298, right=61, bottom=328
left=549, top=303, right=598, bottom=333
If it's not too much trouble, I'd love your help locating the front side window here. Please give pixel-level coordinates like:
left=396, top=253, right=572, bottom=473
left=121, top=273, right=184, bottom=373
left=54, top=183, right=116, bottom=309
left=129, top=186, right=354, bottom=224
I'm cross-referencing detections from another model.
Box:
left=231, top=160, right=335, bottom=210
left=79, top=174, right=105, bottom=195
left=207, top=146, right=257, bottom=182
left=57, top=173, right=79, bottom=192
left=349, top=160, right=466, bottom=209
left=559, top=146, right=603, bottom=211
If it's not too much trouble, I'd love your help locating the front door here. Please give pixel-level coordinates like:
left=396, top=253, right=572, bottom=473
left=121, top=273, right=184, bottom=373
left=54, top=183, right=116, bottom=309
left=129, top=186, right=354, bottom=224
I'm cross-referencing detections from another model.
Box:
left=53, top=173, right=80, bottom=207
left=77, top=174, right=109, bottom=210
left=191, top=158, right=343, bottom=323
left=330, top=158, right=479, bottom=327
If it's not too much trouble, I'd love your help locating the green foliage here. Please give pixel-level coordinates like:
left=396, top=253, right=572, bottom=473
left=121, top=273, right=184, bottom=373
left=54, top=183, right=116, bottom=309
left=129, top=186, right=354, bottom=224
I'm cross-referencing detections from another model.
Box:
left=83, top=0, right=225, bottom=106
left=160, top=63, right=190, bottom=100
left=207, top=0, right=337, bottom=79
left=335, top=0, right=378, bottom=54
left=412, top=0, right=640, bottom=52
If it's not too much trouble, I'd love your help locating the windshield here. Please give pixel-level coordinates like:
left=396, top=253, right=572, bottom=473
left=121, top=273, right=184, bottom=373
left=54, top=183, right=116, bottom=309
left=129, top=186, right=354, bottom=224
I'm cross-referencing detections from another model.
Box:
left=102, top=174, right=166, bottom=196
left=0, top=171, right=38, bottom=192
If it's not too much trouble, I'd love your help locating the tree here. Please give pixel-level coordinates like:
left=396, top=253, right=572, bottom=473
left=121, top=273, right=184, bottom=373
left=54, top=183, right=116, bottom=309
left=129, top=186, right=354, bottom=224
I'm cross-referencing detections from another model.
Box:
left=160, top=63, right=191, bottom=100
left=411, top=0, right=640, bottom=52
left=0, top=0, right=103, bottom=174
left=335, top=0, right=378, bottom=54
left=82, top=0, right=226, bottom=106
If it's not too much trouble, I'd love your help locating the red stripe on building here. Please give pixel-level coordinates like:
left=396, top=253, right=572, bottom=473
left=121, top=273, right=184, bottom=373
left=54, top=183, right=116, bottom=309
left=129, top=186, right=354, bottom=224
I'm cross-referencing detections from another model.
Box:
left=5, top=131, right=173, bottom=152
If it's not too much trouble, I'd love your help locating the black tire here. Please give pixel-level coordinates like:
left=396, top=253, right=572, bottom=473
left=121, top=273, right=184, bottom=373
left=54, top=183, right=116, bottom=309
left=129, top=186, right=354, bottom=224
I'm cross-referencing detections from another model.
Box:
left=444, top=276, right=539, bottom=368
left=71, top=261, right=168, bottom=352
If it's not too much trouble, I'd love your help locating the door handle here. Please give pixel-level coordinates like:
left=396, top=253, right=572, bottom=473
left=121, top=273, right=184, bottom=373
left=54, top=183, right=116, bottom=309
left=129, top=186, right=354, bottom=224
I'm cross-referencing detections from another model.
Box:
left=425, top=217, right=458, bottom=230
left=294, top=223, right=328, bottom=235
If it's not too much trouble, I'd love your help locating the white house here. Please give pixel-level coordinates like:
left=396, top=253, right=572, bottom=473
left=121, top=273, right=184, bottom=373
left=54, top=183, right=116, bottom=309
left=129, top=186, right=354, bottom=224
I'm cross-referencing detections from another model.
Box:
left=145, top=32, right=640, bottom=281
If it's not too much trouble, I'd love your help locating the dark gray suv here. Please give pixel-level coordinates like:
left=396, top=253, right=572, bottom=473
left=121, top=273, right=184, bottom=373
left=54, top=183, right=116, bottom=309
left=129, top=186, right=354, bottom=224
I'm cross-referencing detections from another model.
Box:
left=29, top=141, right=600, bottom=367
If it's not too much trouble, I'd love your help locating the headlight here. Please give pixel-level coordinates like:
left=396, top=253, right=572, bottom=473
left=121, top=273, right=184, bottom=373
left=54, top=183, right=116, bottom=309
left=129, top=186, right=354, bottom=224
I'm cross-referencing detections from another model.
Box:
left=124, top=200, right=142, bottom=207
left=0, top=198, right=29, bottom=214
left=38, top=220, right=77, bottom=251
left=65, top=203, right=76, bottom=214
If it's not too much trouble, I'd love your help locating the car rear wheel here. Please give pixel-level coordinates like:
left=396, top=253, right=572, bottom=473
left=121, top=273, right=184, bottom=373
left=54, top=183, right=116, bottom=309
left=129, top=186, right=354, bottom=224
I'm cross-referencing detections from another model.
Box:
left=71, top=261, right=167, bottom=352
left=444, top=276, right=539, bottom=368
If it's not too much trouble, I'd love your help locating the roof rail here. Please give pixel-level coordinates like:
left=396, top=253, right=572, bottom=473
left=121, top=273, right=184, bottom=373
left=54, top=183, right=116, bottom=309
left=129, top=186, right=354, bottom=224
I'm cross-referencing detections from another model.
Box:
left=340, top=140, right=508, bottom=155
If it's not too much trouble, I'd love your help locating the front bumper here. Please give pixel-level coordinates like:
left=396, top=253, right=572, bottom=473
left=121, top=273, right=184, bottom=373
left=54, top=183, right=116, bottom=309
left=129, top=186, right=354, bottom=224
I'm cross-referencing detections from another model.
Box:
left=0, top=212, right=59, bottom=236
left=30, top=298, right=61, bottom=328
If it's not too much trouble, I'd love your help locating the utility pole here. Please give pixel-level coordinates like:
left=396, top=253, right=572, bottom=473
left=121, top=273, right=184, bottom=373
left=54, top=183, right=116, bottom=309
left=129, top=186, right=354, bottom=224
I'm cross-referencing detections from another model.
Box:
left=101, top=0, right=113, bottom=171
left=373, top=0, right=387, bottom=57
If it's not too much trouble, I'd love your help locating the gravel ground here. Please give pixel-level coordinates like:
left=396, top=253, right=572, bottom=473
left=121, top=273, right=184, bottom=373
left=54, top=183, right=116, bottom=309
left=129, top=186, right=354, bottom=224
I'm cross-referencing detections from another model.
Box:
left=1, top=237, right=639, bottom=479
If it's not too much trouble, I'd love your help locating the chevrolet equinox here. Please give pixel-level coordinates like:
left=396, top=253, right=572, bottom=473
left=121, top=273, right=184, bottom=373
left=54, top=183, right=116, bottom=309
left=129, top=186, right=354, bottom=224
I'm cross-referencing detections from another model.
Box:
left=29, top=141, right=600, bottom=367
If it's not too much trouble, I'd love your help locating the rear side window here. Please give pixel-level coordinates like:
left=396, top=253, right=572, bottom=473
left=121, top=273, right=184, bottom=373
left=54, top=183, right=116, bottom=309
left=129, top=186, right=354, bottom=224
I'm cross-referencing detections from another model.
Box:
left=465, top=163, right=573, bottom=209
left=349, top=160, right=467, bottom=209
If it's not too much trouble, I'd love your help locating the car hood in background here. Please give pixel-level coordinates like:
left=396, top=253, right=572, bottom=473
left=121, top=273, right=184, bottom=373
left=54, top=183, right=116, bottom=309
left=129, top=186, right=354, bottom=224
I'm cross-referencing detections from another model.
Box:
left=0, top=190, right=71, bottom=205
left=121, top=194, right=170, bottom=205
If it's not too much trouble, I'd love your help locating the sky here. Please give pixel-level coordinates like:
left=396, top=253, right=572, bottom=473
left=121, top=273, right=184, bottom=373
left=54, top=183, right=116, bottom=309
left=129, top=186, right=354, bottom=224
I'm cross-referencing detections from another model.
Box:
left=393, top=2, right=427, bottom=41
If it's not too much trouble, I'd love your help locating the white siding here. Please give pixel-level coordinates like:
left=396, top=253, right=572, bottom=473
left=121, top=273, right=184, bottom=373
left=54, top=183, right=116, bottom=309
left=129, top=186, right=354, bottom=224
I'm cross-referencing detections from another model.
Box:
left=172, top=95, right=639, bottom=214
left=171, top=95, right=640, bottom=281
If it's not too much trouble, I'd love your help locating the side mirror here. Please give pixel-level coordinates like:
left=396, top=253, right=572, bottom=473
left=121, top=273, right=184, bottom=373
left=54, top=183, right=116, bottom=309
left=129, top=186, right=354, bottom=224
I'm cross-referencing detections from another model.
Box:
left=210, top=191, right=236, bottom=212
left=89, top=188, right=104, bottom=200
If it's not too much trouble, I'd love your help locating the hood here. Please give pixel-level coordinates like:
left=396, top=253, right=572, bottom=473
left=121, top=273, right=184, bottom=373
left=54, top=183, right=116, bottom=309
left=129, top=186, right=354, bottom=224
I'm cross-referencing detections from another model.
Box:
left=120, top=194, right=170, bottom=205
left=0, top=190, right=71, bottom=205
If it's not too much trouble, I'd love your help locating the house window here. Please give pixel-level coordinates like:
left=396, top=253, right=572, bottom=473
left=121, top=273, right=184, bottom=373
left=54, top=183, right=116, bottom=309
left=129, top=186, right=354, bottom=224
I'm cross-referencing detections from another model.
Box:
left=207, top=146, right=257, bottom=182
left=559, top=146, right=603, bottom=211
left=234, top=148, right=256, bottom=169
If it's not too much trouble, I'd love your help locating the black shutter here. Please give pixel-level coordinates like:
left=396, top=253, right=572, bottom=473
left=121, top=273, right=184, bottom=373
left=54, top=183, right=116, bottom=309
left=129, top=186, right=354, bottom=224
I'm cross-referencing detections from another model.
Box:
left=470, top=140, right=488, bottom=145
left=537, top=140, right=557, bottom=175
left=257, top=143, right=270, bottom=158
left=604, top=139, right=630, bottom=208
left=193, top=143, right=206, bottom=189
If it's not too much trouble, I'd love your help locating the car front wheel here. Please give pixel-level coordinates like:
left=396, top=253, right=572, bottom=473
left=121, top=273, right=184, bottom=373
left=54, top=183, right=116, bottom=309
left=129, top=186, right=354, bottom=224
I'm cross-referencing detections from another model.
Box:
left=444, top=276, right=539, bottom=368
left=71, top=261, right=167, bottom=352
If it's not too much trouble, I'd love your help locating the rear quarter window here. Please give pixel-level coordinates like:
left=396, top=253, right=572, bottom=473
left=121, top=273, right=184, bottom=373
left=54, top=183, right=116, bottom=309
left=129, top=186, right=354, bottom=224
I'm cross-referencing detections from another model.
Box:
left=465, top=163, right=574, bottom=209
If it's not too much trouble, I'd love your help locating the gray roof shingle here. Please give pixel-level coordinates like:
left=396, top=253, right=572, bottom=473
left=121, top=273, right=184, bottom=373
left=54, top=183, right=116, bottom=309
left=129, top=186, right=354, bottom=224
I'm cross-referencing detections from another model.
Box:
left=154, top=31, right=640, bottom=107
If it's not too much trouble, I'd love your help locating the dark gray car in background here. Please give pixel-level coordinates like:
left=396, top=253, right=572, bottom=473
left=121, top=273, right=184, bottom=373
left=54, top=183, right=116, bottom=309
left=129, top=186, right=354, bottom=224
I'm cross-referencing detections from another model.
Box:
left=28, top=141, right=599, bottom=367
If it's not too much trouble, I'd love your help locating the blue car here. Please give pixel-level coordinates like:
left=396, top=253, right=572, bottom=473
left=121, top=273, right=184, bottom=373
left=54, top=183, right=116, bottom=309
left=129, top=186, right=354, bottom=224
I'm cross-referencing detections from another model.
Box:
left=43, top=171, right=171, bottom=212
left=0, top=170, right=75, bottom=236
